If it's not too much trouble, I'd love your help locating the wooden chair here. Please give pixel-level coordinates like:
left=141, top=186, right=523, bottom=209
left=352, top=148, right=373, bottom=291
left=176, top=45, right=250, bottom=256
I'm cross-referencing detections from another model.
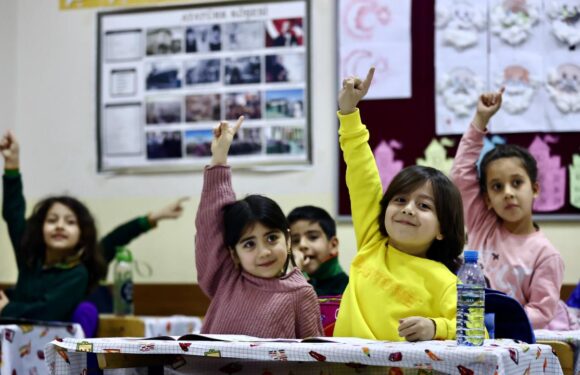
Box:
left=537, top=340, right=575, bottom=375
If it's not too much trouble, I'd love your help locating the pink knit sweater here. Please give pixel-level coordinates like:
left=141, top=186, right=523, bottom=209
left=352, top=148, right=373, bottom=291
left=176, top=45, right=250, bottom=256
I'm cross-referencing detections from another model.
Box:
left=451, top=124, right=567, bottom=329
left=195, top=166, right=323, bottom=338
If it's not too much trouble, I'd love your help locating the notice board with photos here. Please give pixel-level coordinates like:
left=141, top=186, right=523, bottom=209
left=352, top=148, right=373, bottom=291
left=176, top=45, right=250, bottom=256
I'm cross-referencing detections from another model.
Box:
left=337, top=1, right=580, bottom=220
left=97, top=0, right=311, bottom=172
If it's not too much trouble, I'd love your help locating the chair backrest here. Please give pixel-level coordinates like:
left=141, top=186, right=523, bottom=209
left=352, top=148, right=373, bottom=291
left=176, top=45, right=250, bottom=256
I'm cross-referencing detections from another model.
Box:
left=484, top=288, right=535, bottom=343
left=319, top=295, right=341, bottom=337
left=71, top=301, right=99, bottom=338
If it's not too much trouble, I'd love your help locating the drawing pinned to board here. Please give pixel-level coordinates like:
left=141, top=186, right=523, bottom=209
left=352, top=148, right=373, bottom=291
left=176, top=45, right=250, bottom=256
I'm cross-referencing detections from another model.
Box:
left=528, top=135, right=566, bottom=211
left=436, top=0, right=487, bottom=50
left=547, top=1, right=580, bottom=47
left=490, top=0, right=540, bottom=46
left=437, top=67, right=485, bottom=117
left=416, top=138, right=455, bottom=175
left=476, top=135, right=507, bottom=175
left=374, top=140, right=404, bottom=192
left=546, top=63, right=580, bottom=113
left=342, top=0, right=391, bottom=40
left=569, top=154, right=580, bottom=208
left=339, top=0, right=411, bottom=99
left=495, top=65, right=539, bottom=114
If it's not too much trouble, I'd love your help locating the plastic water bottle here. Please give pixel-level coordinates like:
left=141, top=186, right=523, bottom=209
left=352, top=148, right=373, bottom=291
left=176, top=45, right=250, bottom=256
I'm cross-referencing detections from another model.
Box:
left=113, top=247, right=134, bottom=315
left=457, top=250, right=485, bottom=346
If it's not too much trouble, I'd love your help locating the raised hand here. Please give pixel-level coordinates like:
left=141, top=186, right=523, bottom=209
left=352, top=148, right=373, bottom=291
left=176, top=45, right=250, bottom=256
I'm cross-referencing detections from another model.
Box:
left=210, top=116, right=244, bottom=166
left=473, top=87, right=504, bottom=131
left=147, top=197, right=189, bottom=226
left=398, top=316, right=435, bottom=342
left=0, top=131, right=20, bottom=169
left=338, top=67, right=375, bottom=115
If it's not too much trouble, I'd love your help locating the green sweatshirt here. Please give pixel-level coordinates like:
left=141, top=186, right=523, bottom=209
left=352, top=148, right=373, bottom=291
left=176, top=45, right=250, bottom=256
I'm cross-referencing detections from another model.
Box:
left=308, top=256, right=349, bottom=296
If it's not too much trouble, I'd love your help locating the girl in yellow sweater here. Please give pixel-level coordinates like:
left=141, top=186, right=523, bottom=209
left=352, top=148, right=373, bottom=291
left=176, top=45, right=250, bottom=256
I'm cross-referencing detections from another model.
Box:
left=334, top=67, right=465, bottom=342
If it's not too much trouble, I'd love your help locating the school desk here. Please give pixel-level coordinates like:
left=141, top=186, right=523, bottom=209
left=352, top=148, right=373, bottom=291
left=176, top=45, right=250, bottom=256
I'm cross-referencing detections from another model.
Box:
left=97, top=314, right=202, bottom=338
left=535, top=329, right=580, bottom=375
left=45, top=336, right=563, bottom=375
left=0, top=322, right=83, bottom=375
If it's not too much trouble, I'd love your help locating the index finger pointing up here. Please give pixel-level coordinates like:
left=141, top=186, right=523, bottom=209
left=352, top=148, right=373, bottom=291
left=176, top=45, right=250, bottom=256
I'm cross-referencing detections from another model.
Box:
left=233, top=115, right=244, bottom=134
left=361, top=66, right=375, bottom=95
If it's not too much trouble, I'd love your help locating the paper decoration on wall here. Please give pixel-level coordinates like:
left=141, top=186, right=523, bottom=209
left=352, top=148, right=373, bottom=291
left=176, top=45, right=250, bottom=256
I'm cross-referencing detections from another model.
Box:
left=437, top=67, right=485, bottom=116
left=546, top=63, right=580, bottom=112
left=476, top=135, right=507, bottom=176
left=547, top=1, right=580, bottom=47
left=435, top=0, right=487, bottom=50
left=374, top=140, right=404, bottom=192
left=528, top=135, right=566, bottom=211
left=416, top=138, right=455, bottom=175
left=495, top=65, right=539, bottom=114
left=491, top=0, right=540, bottom=45
left=339, top=0, right=412, bottom=99
left=569, top=154, right=580, bottom=208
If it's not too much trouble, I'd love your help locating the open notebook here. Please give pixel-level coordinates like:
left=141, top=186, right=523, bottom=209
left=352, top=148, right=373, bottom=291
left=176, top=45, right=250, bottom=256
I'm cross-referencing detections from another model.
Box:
left=140, top=333, right=383, bottom=345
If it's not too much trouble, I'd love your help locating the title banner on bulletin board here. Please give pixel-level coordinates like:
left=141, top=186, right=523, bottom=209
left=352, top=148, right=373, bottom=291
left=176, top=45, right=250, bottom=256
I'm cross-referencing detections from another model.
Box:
left=60, top=0, right=192, bottom=10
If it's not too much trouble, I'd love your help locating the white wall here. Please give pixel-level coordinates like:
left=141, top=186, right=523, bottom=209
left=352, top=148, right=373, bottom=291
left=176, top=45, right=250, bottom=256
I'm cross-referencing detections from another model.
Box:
left=0, top=0, right=578, bottom=285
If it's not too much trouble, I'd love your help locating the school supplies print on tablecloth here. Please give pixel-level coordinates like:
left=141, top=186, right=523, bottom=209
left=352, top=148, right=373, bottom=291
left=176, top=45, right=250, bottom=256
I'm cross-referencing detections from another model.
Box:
left=45, top=336, right=563, bottom=375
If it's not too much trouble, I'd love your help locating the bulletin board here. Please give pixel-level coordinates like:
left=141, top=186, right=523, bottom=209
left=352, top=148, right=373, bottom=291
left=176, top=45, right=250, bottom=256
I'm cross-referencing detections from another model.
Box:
left=337, top=1, right=580, bottom=221
left=97, top=0, right=311, bottom=173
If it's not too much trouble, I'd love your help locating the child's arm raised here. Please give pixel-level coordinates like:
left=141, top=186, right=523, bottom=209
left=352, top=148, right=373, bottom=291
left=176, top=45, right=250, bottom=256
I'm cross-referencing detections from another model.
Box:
left=100, top=198, right=189, bottom=264
left=337, top=68, right=384, bottom=250
left=195, top=117, right=244, bottom=298
left=450, top=88, right=504, bottom=234
left=0, top=131, right=27, bottom=269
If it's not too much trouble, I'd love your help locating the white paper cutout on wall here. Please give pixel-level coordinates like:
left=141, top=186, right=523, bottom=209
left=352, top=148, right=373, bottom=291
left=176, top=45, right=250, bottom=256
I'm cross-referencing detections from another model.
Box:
left=546, top=63, right=580, bottom=113
left=495, top=65, right=539, bottom=114
left=374, top=140, right=404, bottom=192
left=490, top=0, right=540, bottom=45
left=416, top=138, right=455, bottom=175
left=528, top=135, right=566, bottom=211
left=569, top=154, right=580, bottom=208
left=437, top=67, right=485, bottom=116
left=547, top=1, right=580, bottom=47
left=476, top=135, right=507, bottom=176
left=436, top=0, right=487, bottom=50
left=339, top=0, right=412, bottom=99
left=342, top=0, right=391, bottom=40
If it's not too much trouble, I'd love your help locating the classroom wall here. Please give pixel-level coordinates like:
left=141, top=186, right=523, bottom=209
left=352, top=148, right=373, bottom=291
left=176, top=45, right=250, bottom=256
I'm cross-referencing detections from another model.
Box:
left=0, top=0, right=578, bottom=285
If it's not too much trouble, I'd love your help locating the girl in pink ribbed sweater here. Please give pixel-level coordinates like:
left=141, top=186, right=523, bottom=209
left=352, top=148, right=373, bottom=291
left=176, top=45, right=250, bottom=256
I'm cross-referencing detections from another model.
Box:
left=195, top=117, right=323, bottom=339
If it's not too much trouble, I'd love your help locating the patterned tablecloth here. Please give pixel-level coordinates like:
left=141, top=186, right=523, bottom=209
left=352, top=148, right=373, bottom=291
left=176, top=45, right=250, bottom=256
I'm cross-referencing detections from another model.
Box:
left=45, top=336, right=563, bottom=375
left=535, top=329, right=580, bottom=374
left=0, top=322, right=84, bottom=375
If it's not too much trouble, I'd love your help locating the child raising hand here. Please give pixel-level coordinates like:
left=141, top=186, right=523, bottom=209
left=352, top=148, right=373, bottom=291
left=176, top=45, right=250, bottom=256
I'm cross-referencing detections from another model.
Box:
left=195, top=117, right=322, bottom=338
left=334, top=68, right=465, bottom=341
left=451, top=88, right=577, bottom=330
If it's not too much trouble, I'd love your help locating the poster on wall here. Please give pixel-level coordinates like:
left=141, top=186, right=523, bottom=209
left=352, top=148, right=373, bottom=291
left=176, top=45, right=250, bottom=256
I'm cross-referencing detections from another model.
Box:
left=97, top=0, right=311, bottom=173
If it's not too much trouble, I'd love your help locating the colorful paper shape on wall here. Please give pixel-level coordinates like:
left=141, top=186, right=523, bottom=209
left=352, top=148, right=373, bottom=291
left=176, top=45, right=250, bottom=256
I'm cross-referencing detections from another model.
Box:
left=569, top=154, right=580, bottom=209
left=476, top=135, right=507, bottom=176
left=374, top=139, right=404, bottom=192
left=416, top=138, right=455, bottom=175
left=528, top=135, right=566, bottom=212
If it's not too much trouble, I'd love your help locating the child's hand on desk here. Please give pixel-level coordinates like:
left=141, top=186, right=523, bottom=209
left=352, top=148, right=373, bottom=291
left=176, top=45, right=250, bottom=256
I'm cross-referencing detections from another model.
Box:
left=398, top=317, right=435, bottom=342
left=0, top=290, right=9, bottom=314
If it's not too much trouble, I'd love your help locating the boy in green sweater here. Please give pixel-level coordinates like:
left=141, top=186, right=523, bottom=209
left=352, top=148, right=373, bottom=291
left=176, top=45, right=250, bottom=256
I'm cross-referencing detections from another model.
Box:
left=288, top=206, right=349, bottom=296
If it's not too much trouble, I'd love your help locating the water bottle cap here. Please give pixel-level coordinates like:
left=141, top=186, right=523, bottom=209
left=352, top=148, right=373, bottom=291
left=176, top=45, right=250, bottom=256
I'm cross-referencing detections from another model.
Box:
left=463, top=250, right=478, bottom=263
left=115, top=247, right=133, bottom=262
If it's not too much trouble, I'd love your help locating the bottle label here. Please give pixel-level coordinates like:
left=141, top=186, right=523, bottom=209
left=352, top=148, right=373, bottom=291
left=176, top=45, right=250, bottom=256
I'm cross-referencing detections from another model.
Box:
left=457, top=284, right=485, bottom=346
left=121, top=280, right=133, bottom=303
